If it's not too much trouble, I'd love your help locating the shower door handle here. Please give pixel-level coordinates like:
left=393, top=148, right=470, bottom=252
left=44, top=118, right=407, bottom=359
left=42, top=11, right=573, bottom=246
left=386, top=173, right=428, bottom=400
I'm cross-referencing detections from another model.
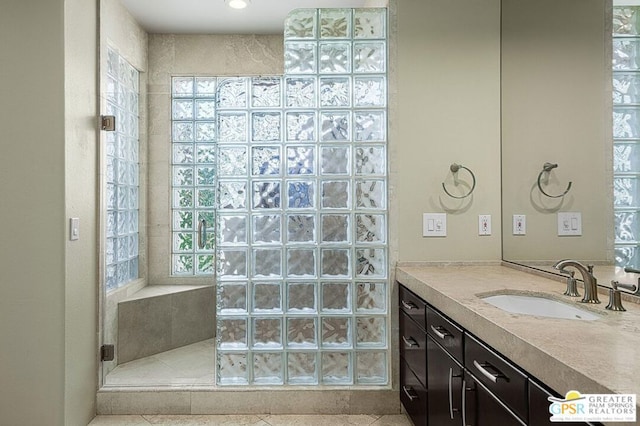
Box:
left=198, top=219, right=207, bottom=249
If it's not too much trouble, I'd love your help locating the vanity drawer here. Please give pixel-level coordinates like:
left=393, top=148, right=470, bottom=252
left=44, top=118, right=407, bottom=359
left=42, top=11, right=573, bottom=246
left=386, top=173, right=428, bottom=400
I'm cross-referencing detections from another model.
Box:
left=400, top=310, right=427, bottom=387
left=400, top=359, right=428, bottom=426
left=399, top=285, right=426, bottom=330
left=465, top=333, right=528, bottom=423
left=426, top=305, right=463, bottom=363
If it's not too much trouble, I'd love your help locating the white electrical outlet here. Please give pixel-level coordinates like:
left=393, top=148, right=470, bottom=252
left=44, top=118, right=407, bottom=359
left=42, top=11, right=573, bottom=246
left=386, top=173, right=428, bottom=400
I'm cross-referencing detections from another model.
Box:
left=558, top=212, right=582, bottom=236
left=513, top=214, right=526, bottom=235
left=423, top=213, right=447, bottom=237
left=478, top=215, right=491, bottom=236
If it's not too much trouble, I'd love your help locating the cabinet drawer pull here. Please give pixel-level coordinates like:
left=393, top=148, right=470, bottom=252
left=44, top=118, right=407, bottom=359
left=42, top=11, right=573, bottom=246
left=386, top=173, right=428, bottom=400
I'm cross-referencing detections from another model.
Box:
left=402, top=385, right=418, bottom=402
left=430, top=324, right=452, bottom=340
left=473, top=360, right=509, bottom=384
left=402, top=335, right=418, bottom=348
left=401, top=300, right=418, bottom=310
left=448, top=367, right=462, bottom=419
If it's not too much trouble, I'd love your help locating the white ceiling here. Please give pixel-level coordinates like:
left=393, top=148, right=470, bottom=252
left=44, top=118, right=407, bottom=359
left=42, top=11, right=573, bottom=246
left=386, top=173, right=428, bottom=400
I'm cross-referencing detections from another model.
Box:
left=120, top=0, right=384, bottom=34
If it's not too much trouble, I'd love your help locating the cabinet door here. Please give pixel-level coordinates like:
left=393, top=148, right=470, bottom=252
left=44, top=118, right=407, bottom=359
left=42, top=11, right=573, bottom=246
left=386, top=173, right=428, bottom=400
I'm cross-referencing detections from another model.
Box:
left=529, top=380, right=600, bottom=426
left=400, top=311, right=427, bottom=387
left=463, top=373, right=525, bottom=426
left=427, top=335, right=464, bottom=426
left=401, top=359, right=428, bottom=426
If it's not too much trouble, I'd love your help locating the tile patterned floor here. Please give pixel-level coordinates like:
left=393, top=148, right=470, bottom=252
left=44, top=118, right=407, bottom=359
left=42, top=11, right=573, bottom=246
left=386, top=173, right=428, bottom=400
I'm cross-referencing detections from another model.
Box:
left=89, top=414, right=412, bottom=426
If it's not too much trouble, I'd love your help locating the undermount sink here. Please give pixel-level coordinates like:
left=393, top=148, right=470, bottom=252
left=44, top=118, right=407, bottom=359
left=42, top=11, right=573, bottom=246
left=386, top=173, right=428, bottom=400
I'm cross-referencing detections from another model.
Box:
left=481, top=294, right=600, bottom=321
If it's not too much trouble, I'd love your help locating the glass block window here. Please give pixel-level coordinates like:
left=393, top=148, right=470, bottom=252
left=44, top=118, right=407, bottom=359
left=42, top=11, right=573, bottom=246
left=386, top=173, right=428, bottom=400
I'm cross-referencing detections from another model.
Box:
left=614, top=7, right=640, bottom=268
left=215, top=8, right=388, bottom=386
left=105, top=48, right=140, bottom=291
left=171, top=77, right=217, bottom=275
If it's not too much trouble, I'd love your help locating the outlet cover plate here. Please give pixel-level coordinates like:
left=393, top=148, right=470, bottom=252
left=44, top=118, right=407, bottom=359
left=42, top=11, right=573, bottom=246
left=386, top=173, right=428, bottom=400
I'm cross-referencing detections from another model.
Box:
left=513, top=214, right=526, bottom=235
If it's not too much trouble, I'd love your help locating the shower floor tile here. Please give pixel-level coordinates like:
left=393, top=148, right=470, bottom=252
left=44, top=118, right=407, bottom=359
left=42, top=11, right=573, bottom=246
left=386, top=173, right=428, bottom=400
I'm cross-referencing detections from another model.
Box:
left=89, top=414, right=412, bottom=425
left=104, top=339, right=215, bottom=387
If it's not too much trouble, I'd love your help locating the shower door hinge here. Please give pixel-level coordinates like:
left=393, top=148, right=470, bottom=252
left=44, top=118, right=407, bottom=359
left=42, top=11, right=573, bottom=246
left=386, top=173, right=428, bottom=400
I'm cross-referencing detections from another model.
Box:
left=100, top=115, right=116, bottom=131
left=101, top=344, right=115, bottom=361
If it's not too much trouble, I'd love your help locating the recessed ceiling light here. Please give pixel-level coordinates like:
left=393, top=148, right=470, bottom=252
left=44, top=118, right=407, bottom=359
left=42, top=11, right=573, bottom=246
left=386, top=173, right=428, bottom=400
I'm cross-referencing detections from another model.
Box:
left=226, top=0, right=251, bottom=9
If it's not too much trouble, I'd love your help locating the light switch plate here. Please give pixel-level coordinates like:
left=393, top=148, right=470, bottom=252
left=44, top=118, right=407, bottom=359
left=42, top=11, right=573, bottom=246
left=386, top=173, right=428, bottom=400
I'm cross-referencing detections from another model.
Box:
left=423, top=213, right=447, bottom=237
left=558, top=212, right=582, bottom=236
left=70, top=217, right=80, bottom=241
left=513, top=214, right=526, bottom=235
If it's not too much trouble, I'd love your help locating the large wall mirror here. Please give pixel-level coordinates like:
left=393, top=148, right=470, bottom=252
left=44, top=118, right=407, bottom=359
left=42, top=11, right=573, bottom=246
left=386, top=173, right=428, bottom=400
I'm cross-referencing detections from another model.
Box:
left=501, top=0, right=615, bottom=274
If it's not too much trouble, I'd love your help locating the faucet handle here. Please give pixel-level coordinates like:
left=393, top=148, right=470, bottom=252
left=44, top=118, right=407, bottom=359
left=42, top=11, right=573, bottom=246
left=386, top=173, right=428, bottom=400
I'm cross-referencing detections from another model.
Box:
left=587, top=264, right=594, bottom=274
left=563, top=273, right=580, bottom=297
left=606, top=281, right=626, bottom=312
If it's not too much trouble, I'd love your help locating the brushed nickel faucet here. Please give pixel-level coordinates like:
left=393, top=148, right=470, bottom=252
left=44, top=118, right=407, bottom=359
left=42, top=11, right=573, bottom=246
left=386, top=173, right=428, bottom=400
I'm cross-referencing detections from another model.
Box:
left=607, top=267, right=640, bottom=311
left=553, top=259, right=600, bottom=304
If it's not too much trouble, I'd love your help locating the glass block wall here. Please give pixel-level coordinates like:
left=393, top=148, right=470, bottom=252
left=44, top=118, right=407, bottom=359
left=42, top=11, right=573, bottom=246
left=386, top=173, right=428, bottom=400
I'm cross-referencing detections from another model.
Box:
left=215, top=8, right=388, bottom=385
left=613, top=7, right=640, bottom=268
left=105, top=48, right=140, bottom=290
left=171, top=77, right=217, bottom=275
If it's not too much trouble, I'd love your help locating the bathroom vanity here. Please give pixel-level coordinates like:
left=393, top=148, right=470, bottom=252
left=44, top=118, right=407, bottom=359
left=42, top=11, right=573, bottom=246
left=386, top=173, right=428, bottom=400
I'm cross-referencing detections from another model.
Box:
left=397, top=264, right=640, bottom=426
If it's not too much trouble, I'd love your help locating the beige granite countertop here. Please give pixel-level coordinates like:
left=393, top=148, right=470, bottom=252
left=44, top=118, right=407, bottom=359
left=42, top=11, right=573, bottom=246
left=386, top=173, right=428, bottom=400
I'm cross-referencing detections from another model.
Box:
left=395, top=263, right=640, bottom=422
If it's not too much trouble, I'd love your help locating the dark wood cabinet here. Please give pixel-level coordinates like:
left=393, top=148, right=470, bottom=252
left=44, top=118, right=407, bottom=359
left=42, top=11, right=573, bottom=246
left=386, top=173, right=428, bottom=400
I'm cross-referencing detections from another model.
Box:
left=426, top=334, right=464, bottom=426
left=464, top=373, right=526, bottom=426
left=401, top=359, right=428, bottom=426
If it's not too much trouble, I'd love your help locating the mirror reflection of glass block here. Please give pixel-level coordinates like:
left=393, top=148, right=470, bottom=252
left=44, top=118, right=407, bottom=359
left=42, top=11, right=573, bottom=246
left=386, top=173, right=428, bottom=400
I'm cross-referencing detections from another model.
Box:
left=217, top=249, right=247, bottom=278
left=615, top=211, right=639, bottom=242
left=253, top=250, right=282, bottom=278
left=355, top=112, right=385, bottom=142
left=615, top=245, right=640, bottom=266
left=254, top=353, right=283, bottom=385
left=197, top=187, right=215, bottom=206
left=354, top=9, right=386, bottom=39
left=322, top=181, right=350, bottom=209
left=356, top=248, right=386, bottom=278
left=218, top=78, right=248, bottom=108
left=172, top=99, right=194, bottom=120
left=613, top=39, right=640, bottom=70
left=285, top=9, right=317, bottom=39
left=322, top=352, right=351, bottom=384
left=218, top=215, right=247, bottom=245
left=195, top=100, right=216, bottom=120
left=253, top=215, right=281, bottom=244
left=321, top=214, right=350, bottom=242
left=319, top=42, right=351, bottom=74
left=288, top=181, right=315, bottom=209
left=253, top=282, right=282, bottom=312
left=217, top=282, right=247, bottom=314
left=173, top=144, right=194, bottom=164
left=614, top=72, right=640, bottom=105
left=195, top=77, right=216, bottom=97
left=615, top=143, right=640, bottom=173
left=319, top=77, right=350, bottom=108
left=173, top=232, right=193, bottom=252
left=356, top=282, right=386, bottom=313
left=218, top=352, right=248, bottom=385
left=614, top=108, right=640, bottom=138
left=174, top=189, right=194, bottom=208
left=287, top=214, right=316, bottom=243
left=252, top=112, right=282, bottom=141
left=321, top=112, right=350, bottom=141
left=321, top=249, right=351, bottom=278
left=286, top=112, right=316, bottom=142
left=320, top=9, right=351, bottom=38
left=218, top=147, right=248, bottom=177
left=353, top=42, right=386, bottom=73
left=173, top=122, right=194, bottom=142
left=287, top=146, right=315, bottom=174
left=356, top=317, right=386, bottom=347
left=287, top=318, right=317, bottom=348
left=252, top=77, right=282, bottom=108
left=218, top=318, right=247, bottom=349
left=197, top=255, right=214, bottom=273
left=218, top=181, right=247, bottom=210
left=172, top=77, right=194, bottom=98
left=252, top=318, right=282, bottom=349
left=354, top=77, right=386, bottom=107
left=284, top=42, right=317, bottom=74
left=287, top=282, right=316, bottom=312
left=356, top=351, right=386, bottom=384
left=615, top=177, right=639, bottom=207
left=252, top=146, right=281, bottom=176
left=253, top=182, right=281, bottom=209
left=356, top=214, right=385, bottom=243
left=287, top=352, right=317, bottom=384
left=355, top=180, right=385, bottom=209
left=322, top=282, right=350, bottom=312
left=322, top=317, right=351, bottom=348
left=287, top=248, right=317, bottom=278
left=218, top=113, right=248, bottom=143
left=321, top=146, right=350, bottom=175
left=195, top=122, right=216, bottom=142
left=197, top=167, right=215, bottom=185
left=286, top=77, right=316, bottom=108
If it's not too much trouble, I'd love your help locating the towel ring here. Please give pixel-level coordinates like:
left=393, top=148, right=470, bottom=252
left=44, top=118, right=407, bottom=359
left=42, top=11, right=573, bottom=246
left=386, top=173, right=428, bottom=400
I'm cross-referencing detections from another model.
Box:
left=442, top=163, right=476, bottom=199
left=537, top=162, right=572, bottom=198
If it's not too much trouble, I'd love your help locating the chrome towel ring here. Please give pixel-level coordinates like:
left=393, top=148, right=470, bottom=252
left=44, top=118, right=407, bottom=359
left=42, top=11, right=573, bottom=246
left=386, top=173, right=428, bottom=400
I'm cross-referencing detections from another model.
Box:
left=442, top=163, right=476, bottom=199
left=537, top=162, right=572, bottom=198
